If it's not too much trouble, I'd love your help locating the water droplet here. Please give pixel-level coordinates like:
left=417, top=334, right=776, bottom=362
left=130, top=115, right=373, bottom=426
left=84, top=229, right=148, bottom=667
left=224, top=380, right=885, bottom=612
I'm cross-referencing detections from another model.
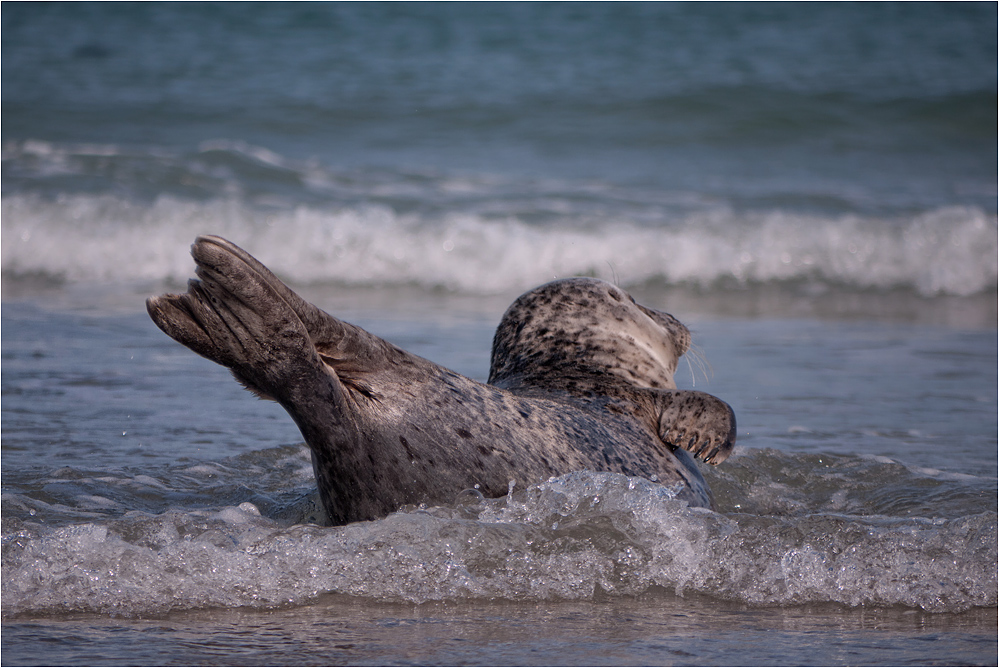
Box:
left=238, top=502, right=260, bottom=516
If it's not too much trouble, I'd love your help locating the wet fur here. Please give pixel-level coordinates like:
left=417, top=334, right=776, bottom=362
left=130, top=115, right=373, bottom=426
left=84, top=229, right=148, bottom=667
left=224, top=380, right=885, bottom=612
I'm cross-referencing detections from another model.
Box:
left=147, top=236, right=736, bottom=525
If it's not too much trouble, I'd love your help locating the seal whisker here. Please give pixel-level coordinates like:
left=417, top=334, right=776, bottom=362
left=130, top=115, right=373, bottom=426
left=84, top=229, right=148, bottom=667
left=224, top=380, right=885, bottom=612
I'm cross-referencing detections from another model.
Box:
left=684, top=342, right=713, bottom=387
left=605, top=261, right=620, bottom=287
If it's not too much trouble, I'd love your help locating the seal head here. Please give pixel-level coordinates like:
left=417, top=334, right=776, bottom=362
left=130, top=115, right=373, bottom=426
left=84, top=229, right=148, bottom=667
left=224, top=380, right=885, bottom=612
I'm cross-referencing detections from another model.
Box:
left=490, top=278, right=691, bottom=393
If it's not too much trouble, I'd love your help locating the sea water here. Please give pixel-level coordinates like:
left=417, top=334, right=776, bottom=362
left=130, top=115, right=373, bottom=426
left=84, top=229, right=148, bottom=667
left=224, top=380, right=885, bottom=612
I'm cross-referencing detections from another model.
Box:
left=2, top=3, right=996, bottom=666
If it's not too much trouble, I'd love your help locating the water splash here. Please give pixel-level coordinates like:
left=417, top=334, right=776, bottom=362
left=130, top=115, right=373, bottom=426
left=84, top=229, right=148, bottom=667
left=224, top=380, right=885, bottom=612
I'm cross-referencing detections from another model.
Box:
left=3, top=462, right=994, bottom=617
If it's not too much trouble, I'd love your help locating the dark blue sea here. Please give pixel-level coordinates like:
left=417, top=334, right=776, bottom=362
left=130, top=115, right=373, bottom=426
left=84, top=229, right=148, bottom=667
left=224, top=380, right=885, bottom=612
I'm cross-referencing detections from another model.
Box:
left=2, top=3, right=996, bottom=665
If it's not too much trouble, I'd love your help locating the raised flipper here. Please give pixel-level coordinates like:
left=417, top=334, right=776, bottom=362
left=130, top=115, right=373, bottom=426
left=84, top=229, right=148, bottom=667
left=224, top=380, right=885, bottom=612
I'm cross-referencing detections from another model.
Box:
left=656, top=390, right=736, bottom=465
left=149, top=237, right=408, bottom=398
left=146, top=238, right=335, bottom=404
left=189, top=236, right=390, bottom=366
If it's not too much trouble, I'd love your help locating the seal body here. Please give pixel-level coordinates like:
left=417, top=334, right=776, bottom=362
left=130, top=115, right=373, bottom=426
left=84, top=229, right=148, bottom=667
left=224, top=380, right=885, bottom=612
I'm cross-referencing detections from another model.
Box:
left=147, top=236, right=736, bottom=525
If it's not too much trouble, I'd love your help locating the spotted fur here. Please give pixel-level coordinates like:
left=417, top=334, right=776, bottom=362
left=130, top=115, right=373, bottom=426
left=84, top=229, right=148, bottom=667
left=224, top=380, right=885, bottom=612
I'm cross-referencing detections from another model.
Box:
left=147, top=237, right=736, bottom=525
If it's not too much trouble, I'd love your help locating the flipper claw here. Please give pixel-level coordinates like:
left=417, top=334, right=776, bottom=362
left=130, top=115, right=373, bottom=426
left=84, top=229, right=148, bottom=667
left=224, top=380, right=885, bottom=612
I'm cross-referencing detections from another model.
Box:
left=656, top=390, right=736, bottom=465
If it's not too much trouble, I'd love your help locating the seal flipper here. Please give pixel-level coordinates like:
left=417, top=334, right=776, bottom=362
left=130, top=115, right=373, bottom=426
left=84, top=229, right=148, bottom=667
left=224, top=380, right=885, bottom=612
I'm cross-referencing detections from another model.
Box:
left=191, top=236, right=391, bottom=373
left=148, top=238, right=417, bottom=524
left=147, top=238, right=336, bottom=406
left=192, top=236, right=327, bottom=336
left=655, top=390, right=736, bottom=465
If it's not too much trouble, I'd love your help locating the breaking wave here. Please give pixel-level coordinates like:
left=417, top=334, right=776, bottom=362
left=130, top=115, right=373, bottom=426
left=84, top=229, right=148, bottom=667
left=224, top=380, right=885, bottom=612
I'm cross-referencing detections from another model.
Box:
left=3, top=451, right=995, bottom=617
left=3, top=192, right=995, bottom=298
left=2, top=140, right=995, bottom=297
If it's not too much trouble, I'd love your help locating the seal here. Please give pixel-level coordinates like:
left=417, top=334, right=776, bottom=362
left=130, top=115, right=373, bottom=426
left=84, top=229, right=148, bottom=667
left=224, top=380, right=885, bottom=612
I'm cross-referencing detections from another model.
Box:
left=147, top=236, right=736, bottom=525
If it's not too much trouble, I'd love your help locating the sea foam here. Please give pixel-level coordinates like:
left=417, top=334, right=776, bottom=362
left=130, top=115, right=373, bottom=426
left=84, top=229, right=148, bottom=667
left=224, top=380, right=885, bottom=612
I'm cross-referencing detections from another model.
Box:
left=4, top=139, right=995, bottom=296
left=3, top=467, right=995, bottom=617
left=2, top=191, right=995, bottom=297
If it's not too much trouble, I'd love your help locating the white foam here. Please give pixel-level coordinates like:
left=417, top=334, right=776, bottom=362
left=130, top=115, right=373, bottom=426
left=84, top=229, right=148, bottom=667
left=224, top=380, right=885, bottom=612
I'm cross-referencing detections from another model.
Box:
left=2, top=192, right=995, bottom=296
left=2, top=472, right=994, bottom=617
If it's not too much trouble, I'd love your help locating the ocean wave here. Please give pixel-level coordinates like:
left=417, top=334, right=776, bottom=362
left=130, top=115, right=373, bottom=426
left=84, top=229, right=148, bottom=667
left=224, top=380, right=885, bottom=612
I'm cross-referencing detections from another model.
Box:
left=2, top=463, right=994, bottom=617
left=2, top=188, right=995, bottom=296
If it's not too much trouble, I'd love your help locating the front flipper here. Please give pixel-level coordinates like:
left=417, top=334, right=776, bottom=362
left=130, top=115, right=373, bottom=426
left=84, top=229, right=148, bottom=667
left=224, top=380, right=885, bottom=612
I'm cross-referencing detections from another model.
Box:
left=656, top=390, right=736, bottom=465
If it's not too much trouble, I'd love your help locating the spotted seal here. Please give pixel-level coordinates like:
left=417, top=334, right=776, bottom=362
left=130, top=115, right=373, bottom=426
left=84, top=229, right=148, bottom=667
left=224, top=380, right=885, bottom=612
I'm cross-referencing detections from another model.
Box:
left=147, top=236, right=736, bottom=525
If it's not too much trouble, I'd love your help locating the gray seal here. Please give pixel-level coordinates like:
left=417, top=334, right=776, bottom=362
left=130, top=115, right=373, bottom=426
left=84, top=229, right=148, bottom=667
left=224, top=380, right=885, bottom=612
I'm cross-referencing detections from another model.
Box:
left=147, top=236, right=736, bottom=525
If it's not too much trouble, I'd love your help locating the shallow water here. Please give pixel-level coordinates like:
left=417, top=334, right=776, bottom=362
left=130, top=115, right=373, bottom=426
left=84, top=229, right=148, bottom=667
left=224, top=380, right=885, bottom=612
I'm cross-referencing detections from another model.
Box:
left=3, top=596, right=997, bottom=667
left=2, top=288, right=996, bottom=665
left=3, top=3, right=996, bottom=665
